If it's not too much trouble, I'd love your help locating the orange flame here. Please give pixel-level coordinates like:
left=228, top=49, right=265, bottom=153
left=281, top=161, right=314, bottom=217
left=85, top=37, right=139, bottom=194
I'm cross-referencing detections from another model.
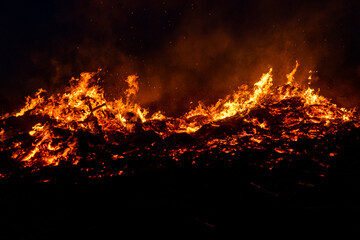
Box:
left=2, top=61, right=358, bottom=169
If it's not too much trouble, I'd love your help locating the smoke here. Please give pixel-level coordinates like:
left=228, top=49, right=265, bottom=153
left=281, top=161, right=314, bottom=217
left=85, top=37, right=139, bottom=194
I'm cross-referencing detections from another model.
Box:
left=1, top=0, right=359, bottom=115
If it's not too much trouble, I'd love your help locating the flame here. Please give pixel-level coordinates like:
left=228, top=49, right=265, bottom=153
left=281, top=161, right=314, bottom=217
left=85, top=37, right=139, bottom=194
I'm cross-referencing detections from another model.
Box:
left=286, top=60, right=299, bottom=85
left=124, top=75, right=140, bottom=101
left=1, top=61, right=359, bottom=174
left=181, top=67, right=273, bottom=131
left=15, top=88, right=46, bottom=117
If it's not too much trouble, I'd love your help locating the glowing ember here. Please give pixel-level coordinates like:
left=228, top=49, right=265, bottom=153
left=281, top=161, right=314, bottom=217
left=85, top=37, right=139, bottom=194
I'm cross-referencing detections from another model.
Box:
left=0, top=61, right=359, bottom=180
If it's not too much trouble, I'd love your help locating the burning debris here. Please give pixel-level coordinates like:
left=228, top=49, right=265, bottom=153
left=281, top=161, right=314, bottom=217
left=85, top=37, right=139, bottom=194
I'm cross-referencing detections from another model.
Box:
left=0, top=62, right=359, bottom=191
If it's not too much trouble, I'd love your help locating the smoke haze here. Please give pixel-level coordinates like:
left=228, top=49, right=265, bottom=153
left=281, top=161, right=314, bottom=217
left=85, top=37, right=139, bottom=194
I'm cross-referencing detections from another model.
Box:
left=1, top=0, right=360, bottom=116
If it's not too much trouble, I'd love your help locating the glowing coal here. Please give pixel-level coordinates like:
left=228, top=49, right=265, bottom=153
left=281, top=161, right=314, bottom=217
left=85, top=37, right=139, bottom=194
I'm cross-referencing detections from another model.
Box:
left=0, top=62, right=359, bottom=183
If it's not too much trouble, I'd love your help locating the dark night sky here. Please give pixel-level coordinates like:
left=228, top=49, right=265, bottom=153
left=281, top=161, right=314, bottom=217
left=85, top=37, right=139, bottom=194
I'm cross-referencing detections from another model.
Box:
left=1, top=0, right=360, bottom=116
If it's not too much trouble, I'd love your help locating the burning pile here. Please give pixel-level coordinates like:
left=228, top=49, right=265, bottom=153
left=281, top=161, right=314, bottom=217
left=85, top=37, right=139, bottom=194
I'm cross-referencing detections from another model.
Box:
left=0, top=62, right=359, bottom=185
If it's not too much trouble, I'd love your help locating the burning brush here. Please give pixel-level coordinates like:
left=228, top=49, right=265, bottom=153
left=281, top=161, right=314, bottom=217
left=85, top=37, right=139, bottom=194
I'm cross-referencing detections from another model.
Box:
left=0, top=62, right=359, bottom=188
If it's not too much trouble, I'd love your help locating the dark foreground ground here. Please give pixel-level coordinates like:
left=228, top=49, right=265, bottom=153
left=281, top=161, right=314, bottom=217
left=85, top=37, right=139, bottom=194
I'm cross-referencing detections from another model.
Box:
left=0, top=163, right=359, bottom=239
left=1, top=114, right=360, bottom=238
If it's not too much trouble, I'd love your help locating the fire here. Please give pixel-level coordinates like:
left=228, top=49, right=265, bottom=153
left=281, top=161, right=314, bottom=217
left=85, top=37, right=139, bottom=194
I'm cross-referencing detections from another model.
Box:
left=0, top=61, right=359, bottom=179
left=180, top=67, right=273, bottom=131
left=15, top=88, right=46, bottom=117
left=286, top=60, right=299, bottom=85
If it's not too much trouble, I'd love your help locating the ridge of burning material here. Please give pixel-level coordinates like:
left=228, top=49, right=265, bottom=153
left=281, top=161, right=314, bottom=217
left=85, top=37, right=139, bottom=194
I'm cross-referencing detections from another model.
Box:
left=0, top=61, right=359, bottom=186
